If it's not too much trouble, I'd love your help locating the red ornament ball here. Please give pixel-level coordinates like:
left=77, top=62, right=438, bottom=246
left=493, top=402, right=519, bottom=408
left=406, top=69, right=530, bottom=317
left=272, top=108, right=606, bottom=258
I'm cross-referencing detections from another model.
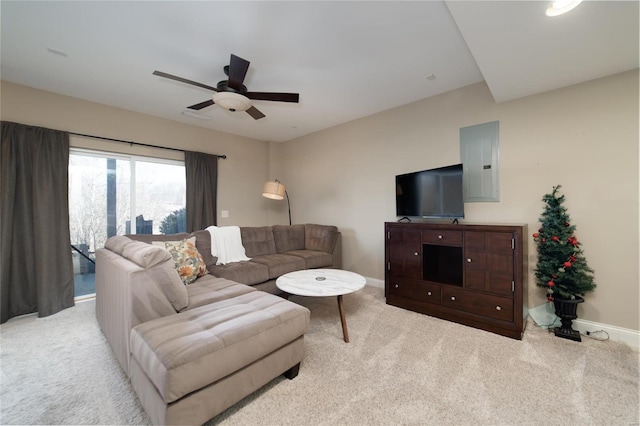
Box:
left=552, top=236, right=560, bottom=242
left=547, top=280, right=555, bottom=287
left=563, top=261, right=572, bottom=268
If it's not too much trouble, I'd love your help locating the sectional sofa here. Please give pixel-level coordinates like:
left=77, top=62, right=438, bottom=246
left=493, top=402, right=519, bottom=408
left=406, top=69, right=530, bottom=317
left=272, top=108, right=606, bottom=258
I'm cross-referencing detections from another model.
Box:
left=127, top=223, right=341, bottom=294
left=95, top=224, right=341, bottom=425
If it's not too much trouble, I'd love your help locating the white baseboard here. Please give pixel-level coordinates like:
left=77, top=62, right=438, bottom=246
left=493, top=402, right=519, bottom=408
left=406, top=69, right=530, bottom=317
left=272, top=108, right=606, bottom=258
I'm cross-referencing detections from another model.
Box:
left=364, top=276, right=385, bottom=289
left=363, top=276, right=639, bottom=351
left=573, top=318, right=640, bottom=350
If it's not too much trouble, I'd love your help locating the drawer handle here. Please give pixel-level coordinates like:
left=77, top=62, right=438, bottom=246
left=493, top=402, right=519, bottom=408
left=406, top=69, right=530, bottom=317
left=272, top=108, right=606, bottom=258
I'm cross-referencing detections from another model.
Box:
left=496, top=306, right=502, bottom=311
left=450, top=296, right=456, bottom=301
left=414, top=252, right=419, bottom=256
left=394, top=284, right=399, bottom=289
left=427, top=291, right=432, bottom=296
left=438, top=234, right=443, bottom=239
left=467, top=258, right=472, bottom=263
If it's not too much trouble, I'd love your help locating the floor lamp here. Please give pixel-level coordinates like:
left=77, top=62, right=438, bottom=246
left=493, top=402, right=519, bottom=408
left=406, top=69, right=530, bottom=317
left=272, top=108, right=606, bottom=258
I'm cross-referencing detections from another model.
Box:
left=262, top=179, right=292, bottom=225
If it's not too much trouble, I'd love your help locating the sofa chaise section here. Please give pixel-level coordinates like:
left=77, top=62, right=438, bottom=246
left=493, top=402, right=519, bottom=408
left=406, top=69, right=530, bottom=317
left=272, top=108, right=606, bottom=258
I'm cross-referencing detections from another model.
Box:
left=95, top=235, right=311, bottom=425
left=96, top=236, right=256, bottom=375
left=129, top=291, right=309, bottom=425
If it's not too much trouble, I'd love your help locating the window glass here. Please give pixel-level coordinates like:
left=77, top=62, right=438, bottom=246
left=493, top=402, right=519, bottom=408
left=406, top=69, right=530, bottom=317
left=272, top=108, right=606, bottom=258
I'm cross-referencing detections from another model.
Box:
left=133, top=160, right=186, bottom=234
left=69, top=150, right=186, bottom=298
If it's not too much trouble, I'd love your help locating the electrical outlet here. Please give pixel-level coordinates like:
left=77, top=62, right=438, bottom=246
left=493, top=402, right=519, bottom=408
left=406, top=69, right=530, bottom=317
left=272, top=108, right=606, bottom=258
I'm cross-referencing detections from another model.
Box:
left=221, top=210, right=229, bottom=218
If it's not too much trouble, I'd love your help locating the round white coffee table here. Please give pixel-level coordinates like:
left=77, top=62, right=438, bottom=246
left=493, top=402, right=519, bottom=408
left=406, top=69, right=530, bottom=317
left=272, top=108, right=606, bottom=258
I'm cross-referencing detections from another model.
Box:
left=276, top=269, right=366, bottom=343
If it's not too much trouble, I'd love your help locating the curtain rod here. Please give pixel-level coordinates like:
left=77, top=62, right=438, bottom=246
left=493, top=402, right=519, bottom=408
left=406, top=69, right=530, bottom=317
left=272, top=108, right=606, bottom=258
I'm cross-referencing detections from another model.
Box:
left=68, top=131, right=227, bottom=159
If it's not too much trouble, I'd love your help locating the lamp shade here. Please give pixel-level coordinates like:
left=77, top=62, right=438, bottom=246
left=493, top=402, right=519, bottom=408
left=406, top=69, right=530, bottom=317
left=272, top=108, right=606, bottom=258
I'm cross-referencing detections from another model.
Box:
left=262, top=181, right=286, bottom=200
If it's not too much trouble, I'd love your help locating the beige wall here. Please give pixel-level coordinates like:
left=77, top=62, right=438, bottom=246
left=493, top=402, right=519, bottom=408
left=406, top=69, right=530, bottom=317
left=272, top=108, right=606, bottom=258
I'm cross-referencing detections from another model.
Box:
left=2, top=71, right=638, bottom=330
left=279, top=70, right=639, bottom=331
left=0, top=80, right=275, bottom=227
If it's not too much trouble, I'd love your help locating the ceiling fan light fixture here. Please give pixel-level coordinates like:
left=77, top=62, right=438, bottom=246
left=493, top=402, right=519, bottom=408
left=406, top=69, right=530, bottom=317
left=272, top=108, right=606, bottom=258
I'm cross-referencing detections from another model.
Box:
left=545, top=0, right=583, bottom=17
left=212, top=92, right=251, bottom=112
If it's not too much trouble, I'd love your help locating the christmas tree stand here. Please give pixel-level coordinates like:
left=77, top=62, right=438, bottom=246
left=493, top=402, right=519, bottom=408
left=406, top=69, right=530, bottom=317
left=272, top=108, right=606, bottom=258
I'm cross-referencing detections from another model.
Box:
left=553, top=296, right=584, bottom=342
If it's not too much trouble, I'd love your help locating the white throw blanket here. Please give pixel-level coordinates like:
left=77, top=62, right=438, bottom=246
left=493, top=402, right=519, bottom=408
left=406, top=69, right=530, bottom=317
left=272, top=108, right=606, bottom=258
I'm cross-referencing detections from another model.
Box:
left=205, top=225, right=251, bottom=265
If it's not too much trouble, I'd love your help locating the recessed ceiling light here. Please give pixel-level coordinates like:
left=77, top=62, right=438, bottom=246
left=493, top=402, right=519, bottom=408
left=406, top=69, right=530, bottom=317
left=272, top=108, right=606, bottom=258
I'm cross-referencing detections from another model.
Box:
left=181, top=110, right=212, bottom=120
left=545, top=0, right=583, bottom=17
left=46, top=47, right=68, bottom=57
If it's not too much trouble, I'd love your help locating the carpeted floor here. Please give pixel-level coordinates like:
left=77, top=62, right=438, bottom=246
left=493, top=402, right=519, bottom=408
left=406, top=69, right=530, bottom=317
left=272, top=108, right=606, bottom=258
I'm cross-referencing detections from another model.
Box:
left=1, top=285, right=638, bottom=425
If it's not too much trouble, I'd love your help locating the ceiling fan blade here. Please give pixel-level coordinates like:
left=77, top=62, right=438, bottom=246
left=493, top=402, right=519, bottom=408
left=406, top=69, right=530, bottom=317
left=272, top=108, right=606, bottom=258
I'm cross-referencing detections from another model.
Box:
left=246, top=105, right=266, bottom=120
left=153, top=70, right=218, bottom=92
left=187, top=99, right=215, bottom=110
left=227, top=54, right=250, bottom=91
left=245, top=92, right=299, bottom=103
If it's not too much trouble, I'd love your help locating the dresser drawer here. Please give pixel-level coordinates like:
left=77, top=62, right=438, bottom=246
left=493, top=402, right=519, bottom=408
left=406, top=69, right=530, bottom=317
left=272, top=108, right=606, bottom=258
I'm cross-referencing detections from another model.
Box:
left=441, top=287, right=513, bottom=322
left=422, top=230, right=462, bottom=246
left=388, top=278, right=441, bottom=305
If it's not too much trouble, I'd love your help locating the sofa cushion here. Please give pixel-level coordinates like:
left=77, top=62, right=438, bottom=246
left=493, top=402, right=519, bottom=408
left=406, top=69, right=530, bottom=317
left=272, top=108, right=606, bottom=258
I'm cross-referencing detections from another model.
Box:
left=249, top=254, right=306, bottom=279
left=104, top=235, right=136, bottom=255
left=284, top=250, right=334, bottom=269
left=305, top=224, right=339, bottom=253
left=127, top=232, right=214, bottom=271
left=240, top=226, right=276, bottom=257
left=104, top=236, right=188, bottom=312
left=127, top=233, right=189, bottom=244
left=273, top=224, right=305, bottom=253
left=208, top=261, right=270, bottom=285
left=145, top=259, right=189, bottom=312
left=189, top=229, right=217, bottom=267
left=129, top=291, right=310, bottom=403
left=128, top=232, right=216, bottom=265
left=184, top=276, right=256, bottom=310
left=122, top=241, right=173, bottom=269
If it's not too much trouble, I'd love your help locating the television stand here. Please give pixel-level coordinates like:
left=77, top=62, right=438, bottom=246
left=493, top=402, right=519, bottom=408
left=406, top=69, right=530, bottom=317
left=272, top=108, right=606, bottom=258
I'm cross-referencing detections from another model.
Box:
left=384, top=221, right=527, bottom=339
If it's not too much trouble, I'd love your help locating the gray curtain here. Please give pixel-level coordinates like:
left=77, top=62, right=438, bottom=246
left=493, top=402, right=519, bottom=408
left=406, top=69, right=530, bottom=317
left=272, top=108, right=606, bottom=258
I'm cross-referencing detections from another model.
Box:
left=1, top=122, right=74, bottom=323
left=184, top=151, right=218, bottom=232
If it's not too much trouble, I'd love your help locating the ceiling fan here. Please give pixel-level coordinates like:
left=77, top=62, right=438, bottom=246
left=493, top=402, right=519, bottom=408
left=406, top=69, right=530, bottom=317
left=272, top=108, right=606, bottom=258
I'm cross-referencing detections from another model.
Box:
left=153, top=54, right=299, bottom=120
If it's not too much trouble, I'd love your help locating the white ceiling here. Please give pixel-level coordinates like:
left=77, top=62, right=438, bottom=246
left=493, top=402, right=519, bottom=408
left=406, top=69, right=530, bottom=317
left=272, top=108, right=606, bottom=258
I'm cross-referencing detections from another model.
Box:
left=1, top=1, right=638, bottom=143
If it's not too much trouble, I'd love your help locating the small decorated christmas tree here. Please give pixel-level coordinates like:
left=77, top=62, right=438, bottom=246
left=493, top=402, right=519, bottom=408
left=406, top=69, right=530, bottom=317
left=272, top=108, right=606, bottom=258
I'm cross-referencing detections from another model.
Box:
left=533, top=185, right=596, bottom=301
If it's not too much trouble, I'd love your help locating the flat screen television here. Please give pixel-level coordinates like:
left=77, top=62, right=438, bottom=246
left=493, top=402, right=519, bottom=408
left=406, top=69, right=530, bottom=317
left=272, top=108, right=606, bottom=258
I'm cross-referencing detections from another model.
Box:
left=395, top=163, right=464, bottom=219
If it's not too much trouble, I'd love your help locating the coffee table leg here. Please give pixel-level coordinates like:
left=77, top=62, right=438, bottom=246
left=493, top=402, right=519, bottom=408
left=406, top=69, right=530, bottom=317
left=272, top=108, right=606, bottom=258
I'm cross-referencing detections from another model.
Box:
left=337, top=295, right=349, bottom=343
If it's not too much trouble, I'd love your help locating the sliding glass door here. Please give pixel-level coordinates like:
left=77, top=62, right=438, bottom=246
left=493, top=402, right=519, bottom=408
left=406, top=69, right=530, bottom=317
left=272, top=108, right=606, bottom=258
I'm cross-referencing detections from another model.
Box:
left=69, top=149, right=186, bottom=297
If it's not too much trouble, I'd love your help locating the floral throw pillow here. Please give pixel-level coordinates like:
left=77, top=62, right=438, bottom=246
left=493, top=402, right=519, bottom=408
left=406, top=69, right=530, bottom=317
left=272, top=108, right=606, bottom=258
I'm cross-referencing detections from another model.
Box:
left=163, top=239, right=209, bottom=285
